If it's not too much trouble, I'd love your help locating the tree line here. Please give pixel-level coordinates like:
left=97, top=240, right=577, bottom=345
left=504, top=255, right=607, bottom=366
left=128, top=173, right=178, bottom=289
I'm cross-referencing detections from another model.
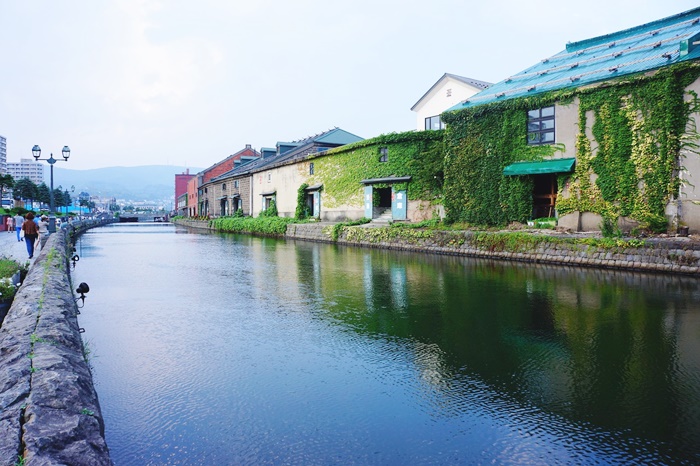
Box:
left=0, top=174, right=76, bottom=210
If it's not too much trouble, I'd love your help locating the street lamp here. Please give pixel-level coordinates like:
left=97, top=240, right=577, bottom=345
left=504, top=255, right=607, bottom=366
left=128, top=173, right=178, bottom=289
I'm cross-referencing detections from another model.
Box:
left=32, top=144, right=70, bottom=233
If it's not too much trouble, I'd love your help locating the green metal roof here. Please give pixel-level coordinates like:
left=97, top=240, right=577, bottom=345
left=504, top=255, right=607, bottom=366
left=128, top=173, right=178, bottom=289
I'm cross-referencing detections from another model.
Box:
left=314, top=128, right=363, bottom=145
left=448, top=7, right=700, bottom=111
left=503, top=158, right=575, bottom=176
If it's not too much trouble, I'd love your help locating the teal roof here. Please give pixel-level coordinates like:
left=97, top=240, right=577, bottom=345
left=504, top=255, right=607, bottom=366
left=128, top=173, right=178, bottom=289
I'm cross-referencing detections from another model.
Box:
left=448, top=7, right=700, bottom=111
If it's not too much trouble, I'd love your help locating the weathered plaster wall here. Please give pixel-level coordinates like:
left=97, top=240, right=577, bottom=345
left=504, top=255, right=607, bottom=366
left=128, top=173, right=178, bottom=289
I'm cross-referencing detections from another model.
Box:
left=0, top=223, right=112, bottom=465
left=252, top=162, right=308, bottom=218
left=554, top=99, right=579, bottom=161
left=677, top=76, right=700, bottom=232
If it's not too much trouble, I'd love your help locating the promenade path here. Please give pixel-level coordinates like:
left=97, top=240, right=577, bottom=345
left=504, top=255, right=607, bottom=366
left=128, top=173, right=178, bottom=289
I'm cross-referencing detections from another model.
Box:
left=0, top=227, right=40, bottom=263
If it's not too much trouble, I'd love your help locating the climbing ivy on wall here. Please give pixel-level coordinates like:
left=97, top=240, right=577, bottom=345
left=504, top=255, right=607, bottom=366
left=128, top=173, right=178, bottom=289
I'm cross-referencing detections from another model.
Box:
left=557, top=64, right=700, bottom=231
left=441, top=96, right=565, bottom=225
left=295, top=183, right=310, bottom=219
left=442, top=62, right=700, bottom=230
left=308, top=131, right=444, bottom=209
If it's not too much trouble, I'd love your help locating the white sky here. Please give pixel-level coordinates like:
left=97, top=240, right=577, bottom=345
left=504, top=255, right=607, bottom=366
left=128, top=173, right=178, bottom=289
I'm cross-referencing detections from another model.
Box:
left=1, top=0, right=698, bottom=170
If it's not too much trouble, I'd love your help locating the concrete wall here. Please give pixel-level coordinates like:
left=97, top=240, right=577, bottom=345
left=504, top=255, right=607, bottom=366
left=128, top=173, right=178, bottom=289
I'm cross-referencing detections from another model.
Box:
left=0, top=222, right=112, bottom=465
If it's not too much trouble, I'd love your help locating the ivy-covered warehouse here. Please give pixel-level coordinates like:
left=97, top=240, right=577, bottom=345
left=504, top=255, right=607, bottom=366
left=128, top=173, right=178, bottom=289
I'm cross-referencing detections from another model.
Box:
left=442, top=7, right=700, bottom=233
left=295, top=131, right=445, bottom=222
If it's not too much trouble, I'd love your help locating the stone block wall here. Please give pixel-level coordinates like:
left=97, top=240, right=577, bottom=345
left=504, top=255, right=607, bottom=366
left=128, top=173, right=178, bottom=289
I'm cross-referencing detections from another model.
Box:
left=0, top=223, right=112, bottom=465
left=282, top=223, right=700, bottom=276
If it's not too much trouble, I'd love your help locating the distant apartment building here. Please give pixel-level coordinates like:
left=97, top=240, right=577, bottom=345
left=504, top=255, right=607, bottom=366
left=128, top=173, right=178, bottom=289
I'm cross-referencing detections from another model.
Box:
left=0, top=135, right=7, bottom=174
left=7, top=158, right=45, bottom=184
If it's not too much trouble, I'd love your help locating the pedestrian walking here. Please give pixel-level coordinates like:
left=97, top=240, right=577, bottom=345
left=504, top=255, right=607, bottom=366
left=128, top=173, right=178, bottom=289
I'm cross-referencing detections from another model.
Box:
left=13, top=213, right=24, bottom=242
left=5, top=215, right=13, bottom=233
left=22, top=212, right=39, bottom=259
left=37, top=215, right=49, bottom=250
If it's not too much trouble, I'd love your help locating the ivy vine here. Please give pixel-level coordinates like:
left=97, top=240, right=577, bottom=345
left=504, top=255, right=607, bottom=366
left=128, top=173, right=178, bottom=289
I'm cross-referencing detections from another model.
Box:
left=295, top=183, right=310, bottom=219
left=442, top=62, right=700, bottom=230
left=557, top=64, right=700, bottom=231
left=441, top=99, right=563, bottom=225
left=308, top=131, right=444, bottom=209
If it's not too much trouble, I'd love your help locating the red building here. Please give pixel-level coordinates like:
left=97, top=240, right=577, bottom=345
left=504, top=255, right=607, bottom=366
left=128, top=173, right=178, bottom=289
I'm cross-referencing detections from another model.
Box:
left=174, top=169, right=196, bottom=214
left=201, top=145, right=260, bottom=184
left=186, top=175, right=199, bottom=217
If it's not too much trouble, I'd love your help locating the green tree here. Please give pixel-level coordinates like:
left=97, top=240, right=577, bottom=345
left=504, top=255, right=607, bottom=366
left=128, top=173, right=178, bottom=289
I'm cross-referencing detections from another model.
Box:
left=37, top=183, right=50, bottom=206
left=13, top=178, right=38, bottom=205
left=0, top=174, right=15, bottom=202
left=51, top=188, right=67, bottom=212
left=63, top=189, right=72, bottom=213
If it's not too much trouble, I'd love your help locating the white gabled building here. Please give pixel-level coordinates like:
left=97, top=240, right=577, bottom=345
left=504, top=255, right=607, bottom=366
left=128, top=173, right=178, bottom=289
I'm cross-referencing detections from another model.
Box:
left=410, top=73, right=490, bottom=131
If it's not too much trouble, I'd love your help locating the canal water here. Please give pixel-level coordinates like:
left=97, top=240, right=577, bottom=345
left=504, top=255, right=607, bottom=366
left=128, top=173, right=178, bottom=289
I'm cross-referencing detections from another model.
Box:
left=71, top=223, right=700, bottom=465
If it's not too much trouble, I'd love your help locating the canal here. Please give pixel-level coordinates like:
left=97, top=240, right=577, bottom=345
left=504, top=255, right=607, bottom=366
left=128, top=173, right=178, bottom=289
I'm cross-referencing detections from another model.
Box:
left=71, top=223, right=700, bottom=465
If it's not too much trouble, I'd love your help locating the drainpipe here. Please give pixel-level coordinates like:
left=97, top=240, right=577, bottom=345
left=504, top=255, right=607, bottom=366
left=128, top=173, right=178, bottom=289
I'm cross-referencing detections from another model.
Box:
left=249, top=176, right=253, bottom=216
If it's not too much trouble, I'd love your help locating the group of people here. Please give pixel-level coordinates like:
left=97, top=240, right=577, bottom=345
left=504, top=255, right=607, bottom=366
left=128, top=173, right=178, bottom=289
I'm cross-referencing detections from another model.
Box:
left=5, top=213, right=51, bottom=259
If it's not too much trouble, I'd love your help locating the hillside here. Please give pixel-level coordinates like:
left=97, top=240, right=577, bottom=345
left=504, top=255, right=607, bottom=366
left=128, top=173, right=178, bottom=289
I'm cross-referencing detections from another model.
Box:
left=51, top=165, right=201, bottom=203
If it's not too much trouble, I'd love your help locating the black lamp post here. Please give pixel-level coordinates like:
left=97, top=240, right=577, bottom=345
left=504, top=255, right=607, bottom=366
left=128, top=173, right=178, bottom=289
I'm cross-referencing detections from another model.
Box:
left=32, top=144, right=70, bottom=233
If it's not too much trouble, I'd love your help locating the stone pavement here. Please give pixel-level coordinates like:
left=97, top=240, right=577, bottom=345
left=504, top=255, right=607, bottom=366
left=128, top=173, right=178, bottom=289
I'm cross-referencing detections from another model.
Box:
left=0, top=227, right=39, bottom=263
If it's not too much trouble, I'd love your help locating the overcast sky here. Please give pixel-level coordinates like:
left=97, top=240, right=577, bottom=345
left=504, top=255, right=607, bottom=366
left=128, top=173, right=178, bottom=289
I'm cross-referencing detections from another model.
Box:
left=1, top=1, right=697, bottom=170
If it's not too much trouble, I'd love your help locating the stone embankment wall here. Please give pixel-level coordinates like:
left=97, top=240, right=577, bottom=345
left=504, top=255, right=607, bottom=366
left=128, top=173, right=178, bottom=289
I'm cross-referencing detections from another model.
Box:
left=175, top=219, right=700, bottom=275
left=0, top=221, right=112, bottom=466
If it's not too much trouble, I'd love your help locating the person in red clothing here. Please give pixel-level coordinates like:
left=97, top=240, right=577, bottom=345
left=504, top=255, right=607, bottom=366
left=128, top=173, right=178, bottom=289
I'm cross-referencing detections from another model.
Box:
left=22, top=212, right=39, bottom=259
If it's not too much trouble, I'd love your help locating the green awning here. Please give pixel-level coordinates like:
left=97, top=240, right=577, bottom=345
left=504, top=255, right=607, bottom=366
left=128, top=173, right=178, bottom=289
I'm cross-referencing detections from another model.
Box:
left=503, top=158, right=575, bottom=176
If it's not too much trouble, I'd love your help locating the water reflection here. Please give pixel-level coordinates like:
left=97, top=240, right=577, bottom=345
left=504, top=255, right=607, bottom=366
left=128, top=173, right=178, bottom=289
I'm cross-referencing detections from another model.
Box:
left=73, top=224, right=700, bottom=464
left=290, top=240, right=700, bottom=463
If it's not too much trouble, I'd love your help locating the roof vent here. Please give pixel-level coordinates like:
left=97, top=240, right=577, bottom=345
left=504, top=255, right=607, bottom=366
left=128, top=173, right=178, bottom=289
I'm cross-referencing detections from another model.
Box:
left=608, top=42, right=616, bottom=48
left=541, top=58, right=549, bottom=63
left=569, top=63, right=579, bottom=69
left=527, top=86, right=536, bottom=92
left=538, top=70, right=548, bottom=75
left=570, top=76, right=580, bottom=82
left=652, top=41, right=662, bottom=48
left=662, top=52, right=672, bottom=59
left=496, top=92, right=505, bottom=98
left=609, top=66, right=619, bottom=72
left=577, top=51, right=585, bottom=56
left=650, top=30, right=659, bottom=36
left=613, top=51, right=623, bottom=57
left=505, top=77, right=513, bottom=83
left=693, top=18, right=700, bottom=25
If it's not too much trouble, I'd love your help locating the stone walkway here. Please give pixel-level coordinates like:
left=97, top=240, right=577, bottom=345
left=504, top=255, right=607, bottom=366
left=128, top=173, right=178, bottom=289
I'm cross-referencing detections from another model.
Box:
left=0, top=228, right=40, bottom=263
